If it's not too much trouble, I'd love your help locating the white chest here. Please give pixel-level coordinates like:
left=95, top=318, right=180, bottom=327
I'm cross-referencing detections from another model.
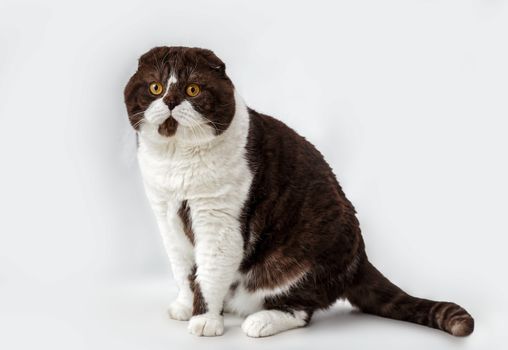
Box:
left=137, top=142, right=251, bottom=205
left=136, top=97, right=253, bottom=220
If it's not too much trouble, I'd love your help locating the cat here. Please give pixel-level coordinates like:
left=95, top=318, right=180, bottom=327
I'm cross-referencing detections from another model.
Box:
left=123, top=46, right=474, bottom=338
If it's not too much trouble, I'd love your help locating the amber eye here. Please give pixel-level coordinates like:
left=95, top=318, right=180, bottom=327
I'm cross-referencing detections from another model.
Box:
left=149, top=82, right=163, bottom=95
left=186, top=83, right=201, bottom=97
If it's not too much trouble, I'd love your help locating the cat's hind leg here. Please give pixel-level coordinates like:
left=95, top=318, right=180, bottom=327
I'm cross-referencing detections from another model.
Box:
left=241, top=309, right=312, bottom=337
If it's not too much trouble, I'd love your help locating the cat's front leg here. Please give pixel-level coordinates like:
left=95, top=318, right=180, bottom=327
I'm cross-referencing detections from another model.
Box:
left=187, top=206, right=244, bottom=336
left=149, top=198, right=195, bottom=321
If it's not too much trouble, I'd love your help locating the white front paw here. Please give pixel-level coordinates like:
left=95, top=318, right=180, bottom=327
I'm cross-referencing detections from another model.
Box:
left=242, top=312, right=276, bottom=337
left=167, top=301, right=192, bottom=321
left=188, top=314, right=224, bottom=336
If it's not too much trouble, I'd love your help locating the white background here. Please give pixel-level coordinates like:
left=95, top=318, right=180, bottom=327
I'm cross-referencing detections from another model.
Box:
left=0, top=0, right=507, bottom=349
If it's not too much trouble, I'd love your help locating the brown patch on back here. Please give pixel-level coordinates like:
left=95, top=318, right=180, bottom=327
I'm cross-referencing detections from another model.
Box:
left=238, top=109, right=364, bottom=312
left=178, top=200, right=194, bottom=245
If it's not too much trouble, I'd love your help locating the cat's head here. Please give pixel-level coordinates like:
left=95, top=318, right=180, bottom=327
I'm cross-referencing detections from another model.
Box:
left=124, top=46, right=235, bottom=143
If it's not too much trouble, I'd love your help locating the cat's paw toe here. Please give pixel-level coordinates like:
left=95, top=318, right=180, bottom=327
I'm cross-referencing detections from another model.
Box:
left=167, top=301, right=192, bottom=321
left=188, top=314, right=224, bottom=336
left=242, top=313, right=276, bottom=337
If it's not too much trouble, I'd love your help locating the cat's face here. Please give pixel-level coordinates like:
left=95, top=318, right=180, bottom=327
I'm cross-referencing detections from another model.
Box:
left=124, top=47, right=235, bottom=143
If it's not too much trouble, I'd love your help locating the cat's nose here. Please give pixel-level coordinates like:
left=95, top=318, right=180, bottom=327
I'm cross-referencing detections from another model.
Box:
left=164, top=100, right=178, bottom=111
left=164, top=91, right=182, bottom=111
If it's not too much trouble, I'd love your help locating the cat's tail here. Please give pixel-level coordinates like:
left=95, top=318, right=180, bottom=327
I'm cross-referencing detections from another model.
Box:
left=345, top=258, right=474, bottom=336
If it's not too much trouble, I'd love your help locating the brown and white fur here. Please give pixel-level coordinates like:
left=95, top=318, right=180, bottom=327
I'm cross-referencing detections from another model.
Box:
left=124, top=46, right=474, bottom=338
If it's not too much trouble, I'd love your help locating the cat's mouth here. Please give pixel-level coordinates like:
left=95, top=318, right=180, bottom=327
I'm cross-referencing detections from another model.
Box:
left=158, top=116, right=178, bottom=137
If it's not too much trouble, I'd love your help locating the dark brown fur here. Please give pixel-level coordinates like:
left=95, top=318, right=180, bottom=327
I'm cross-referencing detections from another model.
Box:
left=345, top=260, right=474, bottom=336
left=188, top=265, right=207, bottom=316
left=124, top=46, right=474, bottom=337
left=178, top=200, right=194, bottom=245
left=239, top=108, right=473, bottom=336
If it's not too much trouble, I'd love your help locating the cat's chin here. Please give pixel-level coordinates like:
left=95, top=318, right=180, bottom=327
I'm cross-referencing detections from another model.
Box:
left=157, top=117, right=178, bottom=137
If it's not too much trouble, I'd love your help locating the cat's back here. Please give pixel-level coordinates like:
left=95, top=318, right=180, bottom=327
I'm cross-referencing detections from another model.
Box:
left=245, top=109, right=339, bottom=188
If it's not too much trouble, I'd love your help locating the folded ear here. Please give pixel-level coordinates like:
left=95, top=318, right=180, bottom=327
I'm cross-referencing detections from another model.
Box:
left=198, top=49, right=226, bottom=75
left=138, top=46, right=169, bottom=68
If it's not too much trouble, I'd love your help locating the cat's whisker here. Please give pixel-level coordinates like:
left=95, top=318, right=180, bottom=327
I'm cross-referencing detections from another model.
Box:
left=187, top=116, right=213, bottom=144
left=193, top=120, right=209, bottom=137
left=200, top=116, right=229, bottom=126
left=129, top=111, right=146, bottom=118
left=189, top=118, right=206, bottom=135
left=185, top=115, right=213, bottom=135
left=200, top=116, right=227, bottom=131
left=132, top=119, right=144, bottom=129
left=180, top=116, right=200, bottom=143
left=189, top=121, right=202, bottom=145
